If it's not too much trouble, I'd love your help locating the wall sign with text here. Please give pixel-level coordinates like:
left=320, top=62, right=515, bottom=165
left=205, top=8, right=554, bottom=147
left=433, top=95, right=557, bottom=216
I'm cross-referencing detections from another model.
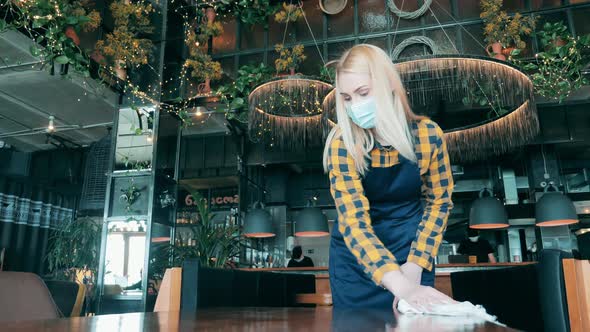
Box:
left=179, top=187, right=238, bottom=211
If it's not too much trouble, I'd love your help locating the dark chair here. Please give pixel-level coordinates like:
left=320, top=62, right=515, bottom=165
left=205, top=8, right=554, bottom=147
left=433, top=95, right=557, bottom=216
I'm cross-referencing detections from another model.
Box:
left=0, top=272, right=61, bottom=322
left=232, top=269, right=260, bottom=307
left=451, top=249, right=572, bottom=332
left=258, top=271, right=287, bottom=307
left=44, top=279, right=86, bottom=317
left=180, top=259, right=316, bottom=313
left=536, top=249, right=572, bottom=332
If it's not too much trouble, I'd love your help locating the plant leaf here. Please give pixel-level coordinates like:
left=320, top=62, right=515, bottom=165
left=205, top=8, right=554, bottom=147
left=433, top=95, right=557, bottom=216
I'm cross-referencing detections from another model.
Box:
left=54, top=55, right=70, bottom=64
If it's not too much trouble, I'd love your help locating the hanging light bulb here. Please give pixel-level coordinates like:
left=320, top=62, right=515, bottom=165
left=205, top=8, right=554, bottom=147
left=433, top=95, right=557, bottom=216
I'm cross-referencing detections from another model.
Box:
left=47, top=116, right=55, bottom=133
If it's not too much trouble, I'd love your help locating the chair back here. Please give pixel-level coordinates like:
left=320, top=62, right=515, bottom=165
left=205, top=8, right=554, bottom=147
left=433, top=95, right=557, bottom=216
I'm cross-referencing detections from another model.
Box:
left=44, top=279, right=86, bottom=317
left=0, top=272, right=60, bottom=322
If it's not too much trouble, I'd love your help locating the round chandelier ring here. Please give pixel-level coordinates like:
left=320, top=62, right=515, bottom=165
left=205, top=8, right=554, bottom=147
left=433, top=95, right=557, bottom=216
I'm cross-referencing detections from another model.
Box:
left=248, top=75, right=333, bottom=149
left=323, top=55, right=539, bottom=162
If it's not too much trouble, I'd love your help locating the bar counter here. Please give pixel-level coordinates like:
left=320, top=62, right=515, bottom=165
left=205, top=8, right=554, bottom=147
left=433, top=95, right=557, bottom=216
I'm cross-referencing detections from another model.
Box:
left=238, top=262, right=538, bottom=298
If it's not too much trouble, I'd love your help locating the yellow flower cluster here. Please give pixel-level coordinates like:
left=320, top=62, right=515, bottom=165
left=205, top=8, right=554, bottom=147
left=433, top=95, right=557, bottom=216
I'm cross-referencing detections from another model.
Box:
left=274, top=3, right=302, bottom=24
left=274, top=43, right=307, bottom=72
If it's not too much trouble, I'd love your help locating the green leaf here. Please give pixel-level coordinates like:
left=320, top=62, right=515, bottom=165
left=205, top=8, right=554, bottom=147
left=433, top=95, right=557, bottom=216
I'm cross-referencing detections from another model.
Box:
left=0, top=19, right=6, bottom=31
left=510, top=48, right=522, bottom=56
left=54, top=55, right=69, bottom=64
left=32, top=20, right=43, bottom=29
left=522, top=63, right=538, bottom=70
left=230, top=97, right=245, bottom=109
left=461, top=97, right=470, bottom=105
left=66, top=16, right=79, bottom=25
left=558, top=81, right=570, bottom=89
left=78, top=16, right=91, bottom=24
left=134, top=128, right=143, bottom=135
left=479, top=99, right=488, bottom=107
left=30, top=46, right=41, bottom=57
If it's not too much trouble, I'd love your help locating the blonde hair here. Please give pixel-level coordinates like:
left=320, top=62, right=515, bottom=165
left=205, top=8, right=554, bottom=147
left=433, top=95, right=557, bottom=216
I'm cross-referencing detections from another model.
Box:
left=322, top=44, right=424, bottom=175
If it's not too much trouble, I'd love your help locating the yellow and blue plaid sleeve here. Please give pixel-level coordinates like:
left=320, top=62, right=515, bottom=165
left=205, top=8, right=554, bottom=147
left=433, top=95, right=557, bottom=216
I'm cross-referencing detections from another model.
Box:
left=327, top=134, right=400, bottom=285
left=407, top=120, right=454, bottom=271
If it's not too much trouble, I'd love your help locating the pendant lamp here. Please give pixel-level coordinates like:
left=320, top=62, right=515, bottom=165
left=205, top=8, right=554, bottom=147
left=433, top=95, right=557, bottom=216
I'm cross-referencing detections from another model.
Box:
left=243, top=202, right=275, bottom=238
left=294, top=200, right=329, bottom=237
left=535, top=184, right=579, bottom=227
left=470, top=188, right=509, bottom=229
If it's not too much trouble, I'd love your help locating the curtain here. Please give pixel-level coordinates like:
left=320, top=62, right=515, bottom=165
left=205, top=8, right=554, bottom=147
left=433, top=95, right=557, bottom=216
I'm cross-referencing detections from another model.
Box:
left=0, top=180, right=76, bottom=274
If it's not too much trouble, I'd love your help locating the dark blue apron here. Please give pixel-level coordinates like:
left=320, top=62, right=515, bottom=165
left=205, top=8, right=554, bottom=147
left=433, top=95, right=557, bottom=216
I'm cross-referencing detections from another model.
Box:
left=329, top=152, right=435, bottom=309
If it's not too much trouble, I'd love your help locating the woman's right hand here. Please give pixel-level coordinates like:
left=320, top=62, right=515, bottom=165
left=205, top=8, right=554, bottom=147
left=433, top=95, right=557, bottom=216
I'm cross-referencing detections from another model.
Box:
left=396, top=285, right=455, bottom=312
left=382, top=270, right=455, bottom=312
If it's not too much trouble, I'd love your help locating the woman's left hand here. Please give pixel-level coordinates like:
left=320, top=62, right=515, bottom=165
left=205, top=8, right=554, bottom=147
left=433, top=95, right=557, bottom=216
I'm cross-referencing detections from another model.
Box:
left=400, top=262, right=423, bottom=285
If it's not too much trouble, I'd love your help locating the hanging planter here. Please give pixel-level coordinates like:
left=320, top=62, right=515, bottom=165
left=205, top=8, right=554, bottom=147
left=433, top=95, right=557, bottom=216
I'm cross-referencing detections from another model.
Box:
left=274, top=44, right=306, bottom=76
left=319, top=0, right=347, bottom=15
left=480, top=0, right=536, bottom=61
left=64, top=26, right=81, bottom=46
left=205, top=7, right=216, bottom=23
left=486, top=42, right=506, bottom=61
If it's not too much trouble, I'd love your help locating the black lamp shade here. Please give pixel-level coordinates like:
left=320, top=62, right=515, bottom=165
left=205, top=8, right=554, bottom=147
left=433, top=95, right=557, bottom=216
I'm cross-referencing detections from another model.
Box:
left=243, top=208, right=275, bottom=238
left=535, top=192, right=579, bottom=227
left=470, top=196, right=509, bottom=229
left=295, top=207, right=329, bottom=237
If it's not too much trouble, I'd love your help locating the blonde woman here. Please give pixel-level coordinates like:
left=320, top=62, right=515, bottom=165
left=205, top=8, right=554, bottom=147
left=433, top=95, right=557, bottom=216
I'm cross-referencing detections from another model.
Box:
left=324, top=44, right=455, bottom=310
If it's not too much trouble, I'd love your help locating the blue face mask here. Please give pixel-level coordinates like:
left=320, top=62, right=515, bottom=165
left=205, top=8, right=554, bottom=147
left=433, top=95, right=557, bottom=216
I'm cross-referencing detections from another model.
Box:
left=346, top=97, right=377, bottom=129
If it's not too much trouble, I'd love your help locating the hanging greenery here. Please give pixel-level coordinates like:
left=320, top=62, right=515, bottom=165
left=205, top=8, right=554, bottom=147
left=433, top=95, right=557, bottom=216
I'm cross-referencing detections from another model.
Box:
left=512, top=22, right=590, bottom=103
left=215, top=0, right=279, bottom=28
left=0, top=0, right=102, bottom=76
left=216, top=63, right=274, bottom=119
left=318, top=65, right=335, bottom=84
left=274, top=43, right=306, bottom=74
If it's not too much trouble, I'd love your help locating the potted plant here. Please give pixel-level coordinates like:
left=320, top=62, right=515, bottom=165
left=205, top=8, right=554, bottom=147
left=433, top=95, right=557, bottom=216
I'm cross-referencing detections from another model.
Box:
left=94, top=0, right=154, bottom=80
left=66, top=0, right=102, bottom=46
left=274, top=2, right=302, bottom=23
left=184, top=51, right=223, bottom=95
left=45, top=216, right=101, bottom=288
left=189, top=19, right=224, bottom=48
left=149, top=190, right=242, bottom=283
left=481, top=0, right=536, bottom=60
left=274, top=43, right=306, bottom=75
left=514, top=22, right=590, bottom=102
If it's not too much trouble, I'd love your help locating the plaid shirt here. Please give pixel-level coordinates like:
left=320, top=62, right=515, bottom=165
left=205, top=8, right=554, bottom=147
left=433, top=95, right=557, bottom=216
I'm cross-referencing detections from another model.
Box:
left=327, top=119, right=454, bottom=286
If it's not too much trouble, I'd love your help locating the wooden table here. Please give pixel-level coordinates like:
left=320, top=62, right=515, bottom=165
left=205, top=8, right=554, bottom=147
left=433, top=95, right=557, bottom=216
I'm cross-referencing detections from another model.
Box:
left=1, top=307, right=517, bottom=331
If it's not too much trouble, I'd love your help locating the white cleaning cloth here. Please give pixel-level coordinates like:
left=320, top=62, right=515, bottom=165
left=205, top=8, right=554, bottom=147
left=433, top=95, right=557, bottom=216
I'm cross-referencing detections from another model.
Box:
left=397, top=299, right=505, bottom=327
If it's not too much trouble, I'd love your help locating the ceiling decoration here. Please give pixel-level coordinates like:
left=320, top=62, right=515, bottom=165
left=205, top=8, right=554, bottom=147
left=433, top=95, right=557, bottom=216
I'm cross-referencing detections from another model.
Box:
left=249, top=76, right=332, bottom=150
